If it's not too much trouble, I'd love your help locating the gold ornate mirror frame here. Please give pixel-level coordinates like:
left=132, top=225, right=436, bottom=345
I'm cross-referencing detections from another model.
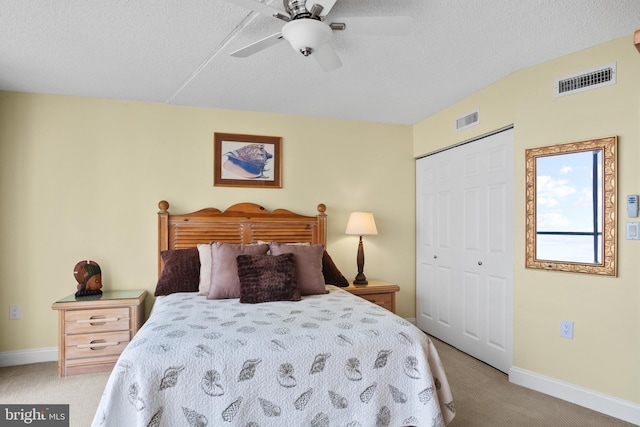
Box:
left=525, top=136, right=617, bottom=276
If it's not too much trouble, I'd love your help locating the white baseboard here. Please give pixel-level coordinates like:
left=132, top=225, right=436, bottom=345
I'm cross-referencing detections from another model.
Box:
left=406, top=317, right=417, bottom=326
left=510, top=366, right=640, bottom=425
left=0, top=347, right=57, bottom=367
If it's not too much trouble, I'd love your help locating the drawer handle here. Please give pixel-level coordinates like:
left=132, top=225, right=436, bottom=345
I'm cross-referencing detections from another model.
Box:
left=76, top=316, right=119, bottom=326
left=77, top=340, right=120, bottom=350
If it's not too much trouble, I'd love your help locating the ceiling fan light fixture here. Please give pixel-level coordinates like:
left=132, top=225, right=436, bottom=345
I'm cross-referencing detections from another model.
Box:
left=281, top=19, right=332, bottom=56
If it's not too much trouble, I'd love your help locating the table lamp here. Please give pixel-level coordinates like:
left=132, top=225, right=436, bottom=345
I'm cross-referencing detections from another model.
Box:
left=345, top=211, right=378, bottom=286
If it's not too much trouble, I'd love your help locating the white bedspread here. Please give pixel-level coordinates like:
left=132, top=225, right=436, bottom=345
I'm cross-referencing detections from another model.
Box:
left=92, top=286, right=455, bottom=426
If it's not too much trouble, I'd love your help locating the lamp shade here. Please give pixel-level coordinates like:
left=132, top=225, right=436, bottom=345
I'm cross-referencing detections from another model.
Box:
left=345, top=212, right=378, bottom=236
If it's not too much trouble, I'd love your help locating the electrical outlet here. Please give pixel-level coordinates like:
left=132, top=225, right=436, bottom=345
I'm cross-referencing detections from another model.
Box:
left=9, top=305, right=20, bottom=320
left=560, top=319, right=573, bottom=339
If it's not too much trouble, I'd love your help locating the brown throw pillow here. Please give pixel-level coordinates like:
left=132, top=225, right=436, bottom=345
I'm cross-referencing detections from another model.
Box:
left=155, top=247, right=200, bottom=296
left=208, top=242, right=269, bottom=299
left=237, top=253, right=301, bottom=304
left=269, top=242, right=327, bottom=295
left=322, top=250, right=349, bottom=287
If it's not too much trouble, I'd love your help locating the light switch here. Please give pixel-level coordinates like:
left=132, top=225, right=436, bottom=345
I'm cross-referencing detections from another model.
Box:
left=626, top=222, right=640, bottom=240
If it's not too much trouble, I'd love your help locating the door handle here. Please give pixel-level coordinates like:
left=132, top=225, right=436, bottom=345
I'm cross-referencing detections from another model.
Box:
left=77, top=340, right=120, bottom=350
left=76, top=316, right=119, bottom=326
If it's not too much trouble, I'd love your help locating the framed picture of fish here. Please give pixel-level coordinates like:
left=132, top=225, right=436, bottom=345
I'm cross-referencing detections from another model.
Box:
left=214, top=133, right=282, bottom=188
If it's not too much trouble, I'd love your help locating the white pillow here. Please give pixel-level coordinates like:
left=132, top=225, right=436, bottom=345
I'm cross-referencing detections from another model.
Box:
left=197, top=243, right=212, bottom=295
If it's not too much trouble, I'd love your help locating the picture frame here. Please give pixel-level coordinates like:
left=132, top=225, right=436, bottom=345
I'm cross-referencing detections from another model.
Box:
left=524, top=136, right=617, bottom=276
left=213, top=133, right=282, bottom=188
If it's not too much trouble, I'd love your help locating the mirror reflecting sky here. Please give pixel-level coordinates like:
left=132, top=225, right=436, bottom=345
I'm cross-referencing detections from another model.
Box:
left=535, top=150, right=602, bottom=263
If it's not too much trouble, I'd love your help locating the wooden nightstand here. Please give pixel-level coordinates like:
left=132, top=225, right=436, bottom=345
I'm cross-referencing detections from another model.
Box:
left=51, top=289, right=147, bottom=377
left=344, top=280, right=400, bottom=313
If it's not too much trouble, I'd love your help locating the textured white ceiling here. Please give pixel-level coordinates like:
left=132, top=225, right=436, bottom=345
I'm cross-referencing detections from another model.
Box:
left=2, top=0, right=639, bottom=125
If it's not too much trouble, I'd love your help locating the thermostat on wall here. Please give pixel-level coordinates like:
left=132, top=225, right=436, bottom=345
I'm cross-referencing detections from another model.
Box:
left=627, top=195, right=639, bottom=217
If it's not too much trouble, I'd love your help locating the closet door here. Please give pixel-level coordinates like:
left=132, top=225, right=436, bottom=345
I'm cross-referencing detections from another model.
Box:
left=416, top=146, right=463, bottom=348
left=416, top=128, right=513, bottom=373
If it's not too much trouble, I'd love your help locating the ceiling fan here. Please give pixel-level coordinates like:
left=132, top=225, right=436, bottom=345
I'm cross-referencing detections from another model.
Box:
left=225, top=0, right=412, bottom=71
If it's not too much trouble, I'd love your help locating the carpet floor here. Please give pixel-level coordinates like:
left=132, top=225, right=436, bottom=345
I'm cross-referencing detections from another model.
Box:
left=431, top=337, right=635, bottom=427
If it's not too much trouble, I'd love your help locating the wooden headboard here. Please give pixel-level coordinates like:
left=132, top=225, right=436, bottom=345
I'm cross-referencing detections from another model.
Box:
left=157, top=200, right=327, bottom=276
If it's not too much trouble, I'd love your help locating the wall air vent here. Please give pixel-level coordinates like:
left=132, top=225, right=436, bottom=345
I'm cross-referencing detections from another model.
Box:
left=554, top=62, right=616, bottom=97
left=455, top=109, right=479, bottom=131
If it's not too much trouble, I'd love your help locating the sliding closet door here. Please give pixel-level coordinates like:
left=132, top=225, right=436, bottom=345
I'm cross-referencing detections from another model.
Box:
left=416, top=128, right=513, bottom=373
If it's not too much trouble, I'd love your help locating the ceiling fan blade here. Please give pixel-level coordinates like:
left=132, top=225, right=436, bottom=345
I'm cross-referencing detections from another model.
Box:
left=313, top=42, right=342, bottom=72
left=307, top=0, right=338, bottom=17
left=330, top=16, right=413, bottom=36
left=230, top=32, right=284, bottom=58
left=223, top=0, right=290, bottom=21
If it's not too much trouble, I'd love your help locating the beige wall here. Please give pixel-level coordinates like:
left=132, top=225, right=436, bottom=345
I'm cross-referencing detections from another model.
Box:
left=414, top=34, right=640, bottom=403
left=2, top=31, right=638, bottom=408
left=0, top=92, right=416, bottom=352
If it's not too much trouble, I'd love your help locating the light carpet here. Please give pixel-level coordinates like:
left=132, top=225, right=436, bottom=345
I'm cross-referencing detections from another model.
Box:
left=431, top=337, right=635, bottom=427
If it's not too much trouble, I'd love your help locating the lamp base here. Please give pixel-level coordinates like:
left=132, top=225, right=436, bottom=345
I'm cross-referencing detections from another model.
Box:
left=353, top=273, right=368, bottom=287
left=353, top=236, right=369, bottom=286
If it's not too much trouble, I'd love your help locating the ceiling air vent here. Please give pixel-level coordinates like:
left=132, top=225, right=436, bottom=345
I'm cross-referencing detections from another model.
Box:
left=554, top=62, right=616, bottom=97
left=455, top=109, right=479, bottom=131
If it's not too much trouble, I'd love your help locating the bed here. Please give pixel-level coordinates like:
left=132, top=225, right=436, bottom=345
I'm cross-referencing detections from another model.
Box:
left=92, top=201, right=455, bottom=426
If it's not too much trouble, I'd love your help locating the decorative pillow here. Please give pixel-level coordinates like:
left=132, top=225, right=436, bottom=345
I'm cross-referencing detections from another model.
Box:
left=197, top=243, right=212, bottom=296
left=258, top=241, right=310, bottom=246
left=155, top=247, right=200, bottom=296
left=237, top=253, right=301, bottom=304
left=269, top=242, right=327, bottom=295
left=322, top=250, right=349, bottom=287
left=208, top=242, right=269, bottom=299
left=257, top=240, right=310, bottom=254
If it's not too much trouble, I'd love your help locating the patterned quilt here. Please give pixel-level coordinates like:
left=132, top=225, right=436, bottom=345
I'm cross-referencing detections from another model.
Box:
left=92, top=286, right=455, bottom=426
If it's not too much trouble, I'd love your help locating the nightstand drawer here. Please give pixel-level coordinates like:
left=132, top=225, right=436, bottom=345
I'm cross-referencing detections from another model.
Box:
left=65, top=307, right=130, bottom=334
left=359, top=292, right=393, bottom=310
left=65, top=330, right=130, bottom=359
left=344, top=280, right=399, bottom=313
left=65, top=356, right=120, bottom=376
